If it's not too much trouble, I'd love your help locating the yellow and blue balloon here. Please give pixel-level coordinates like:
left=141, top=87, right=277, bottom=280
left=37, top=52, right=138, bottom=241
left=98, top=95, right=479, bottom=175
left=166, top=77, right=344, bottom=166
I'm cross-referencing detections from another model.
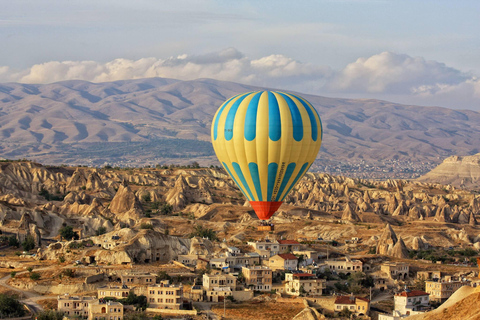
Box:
left=211, top=91, right=323, bottom=220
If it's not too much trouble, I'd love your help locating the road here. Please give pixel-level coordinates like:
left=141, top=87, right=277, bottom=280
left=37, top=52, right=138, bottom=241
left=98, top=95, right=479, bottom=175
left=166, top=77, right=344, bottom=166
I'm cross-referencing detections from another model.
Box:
left=0, top=267, right=56, bottom=314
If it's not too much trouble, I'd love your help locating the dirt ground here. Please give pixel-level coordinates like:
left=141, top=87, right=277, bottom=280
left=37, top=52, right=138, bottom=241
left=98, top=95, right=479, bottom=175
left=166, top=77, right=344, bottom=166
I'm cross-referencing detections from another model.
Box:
left=211, top=298, right=305, bottom=320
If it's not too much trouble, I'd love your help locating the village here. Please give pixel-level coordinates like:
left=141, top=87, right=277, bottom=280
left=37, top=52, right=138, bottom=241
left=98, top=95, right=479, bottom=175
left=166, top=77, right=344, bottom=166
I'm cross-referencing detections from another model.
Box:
left=2, top=224, right=478, bottom=320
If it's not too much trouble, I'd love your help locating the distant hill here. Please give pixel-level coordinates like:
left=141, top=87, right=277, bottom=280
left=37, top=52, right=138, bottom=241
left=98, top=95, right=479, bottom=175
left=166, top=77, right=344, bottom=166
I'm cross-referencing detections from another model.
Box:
left=417, top=153, right=480, bottom=190
left=1, top=77, right=480, bottom=170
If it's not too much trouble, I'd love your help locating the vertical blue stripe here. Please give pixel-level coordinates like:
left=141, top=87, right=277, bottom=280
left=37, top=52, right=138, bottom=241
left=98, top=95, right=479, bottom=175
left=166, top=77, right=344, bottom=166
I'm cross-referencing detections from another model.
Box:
left=267, top=162, right=278, bottom=201
left=277, top=92, right=303, bottom=142
left=213, top=94, right=241, bottom=140
left=244, top=92, right=262, bottom=141
left=222, top=162, right=248, bottom=199
left=296, top=97, right=320, bottom=141
left=248, top=162, right=263, bottom=201
left=274, top=163, right=296, bottom=201
left=281, top=162, right=309, bottom=201
left=224, top=94, right=249, bottom=141
left=268, top=92, right=281, bottom=141
left=232, top=162, right=255, bottom=201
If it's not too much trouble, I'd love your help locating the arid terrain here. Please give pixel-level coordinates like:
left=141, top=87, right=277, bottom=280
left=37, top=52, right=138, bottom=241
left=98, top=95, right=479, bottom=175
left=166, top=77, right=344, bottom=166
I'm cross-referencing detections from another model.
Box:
left=1, top=78, right=480, bottom=179
left=0, top=159, right=479, bottom=319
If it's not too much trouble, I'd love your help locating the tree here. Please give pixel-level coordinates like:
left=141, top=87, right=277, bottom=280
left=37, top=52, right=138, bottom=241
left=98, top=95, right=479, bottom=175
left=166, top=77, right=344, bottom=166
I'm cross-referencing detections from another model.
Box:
left=156, top=271, right=172, bottom=283
left=8, top=236, right=19, bottom=248
left=22, top=234, right=35, bottom=251
left=96, top=226, right=107, bottom=236
left=59, top=226, right=79, bottom=241
left=30, top=272, right=41, bottom=280
left=120, top=293, right=148, bottom=311
left=0, top=294, right=26, bottom=318
left=142, top=193, right=151, bottom=202
left=36, top=310, right=65, bottom=320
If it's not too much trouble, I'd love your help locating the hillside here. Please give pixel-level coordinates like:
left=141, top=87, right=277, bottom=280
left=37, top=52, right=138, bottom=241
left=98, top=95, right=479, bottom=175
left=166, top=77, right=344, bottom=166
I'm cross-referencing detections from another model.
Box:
left=1, top=78, right=480, bottom=176
left=1, top=160, right=480, bottom=265
left=418, top=153, right=480, bottom=190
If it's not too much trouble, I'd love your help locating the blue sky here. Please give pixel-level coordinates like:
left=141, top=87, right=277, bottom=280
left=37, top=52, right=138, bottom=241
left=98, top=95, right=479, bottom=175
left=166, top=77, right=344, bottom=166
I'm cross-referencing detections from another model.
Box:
left=1, top=0, right=480, bottom=110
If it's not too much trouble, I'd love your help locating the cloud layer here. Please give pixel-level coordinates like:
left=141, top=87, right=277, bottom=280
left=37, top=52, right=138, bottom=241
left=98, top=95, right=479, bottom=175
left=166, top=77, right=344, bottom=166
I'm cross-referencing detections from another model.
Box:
left=1, top=49, right=479, bottom=111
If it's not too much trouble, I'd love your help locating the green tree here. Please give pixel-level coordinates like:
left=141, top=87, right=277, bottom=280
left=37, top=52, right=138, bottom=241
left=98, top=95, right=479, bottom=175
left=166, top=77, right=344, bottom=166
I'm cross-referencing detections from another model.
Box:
left=142, top=193, right=152, bottom=202
left=10, top=271, right=16, bottom=278
left=22, top=234, right=36, bottom=251
left=0, top=294, right=26, bottom=318
left=96, top=226, right=107, bottom=236
left=59, top=226, right=79, bottom=241
left=8, top=236, right=19, bottom=247
left=120, top=293, right=147, bottom=311
left=156, top=271, right=172, bottom=282
left=189, top=225, right=218, bottom=241
left=30, top=272, right=41, bottom=280
left=36, top=310, right=65, bottom=320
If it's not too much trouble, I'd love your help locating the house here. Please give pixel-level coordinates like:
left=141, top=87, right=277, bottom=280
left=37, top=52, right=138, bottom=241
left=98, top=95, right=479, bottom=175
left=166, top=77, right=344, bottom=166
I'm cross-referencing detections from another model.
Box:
left=57, top=295, right=96, bottom=318
left=267, top=253, right=298, bottom=271
left=285, top=273, right=326, bottom=296
left=334, top=295, right=370, bottom=316
left=88, top=300, right=123, bottom=320
left=381, top=262, right=409, bottom=280
left=120, top=272, right=156, bottom=285
left=248, top=240, right=280, bottom=257
left=374, top=278, right=388, bottom=291
left=293, top=250, right=321, bottom=266
left=227, top=246, right=241, bottom=255
left=394, top=289, right=429, bottom=315
left=202, top=272, right=237, bottom=291
left=425, top=277, right=468, bottom=302
left=209, top=254, right=261, bottom=270
left=146, top=281, right=183, bottom=310
left=278, top=240, right=301, bottom=253
left=416, top=271, right=442, bottom=281
left=206, top=286, right=232, bottom=302
left=97, top=285, right=131, bottom=299
left=325, top=257, right=362, bottom=274
left=242, top=266, right=273, bottom=291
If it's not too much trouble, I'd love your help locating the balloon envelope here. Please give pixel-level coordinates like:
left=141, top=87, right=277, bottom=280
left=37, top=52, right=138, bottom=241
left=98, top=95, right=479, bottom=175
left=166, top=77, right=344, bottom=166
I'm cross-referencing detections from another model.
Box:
left=211, top=91, right=322, bottom=220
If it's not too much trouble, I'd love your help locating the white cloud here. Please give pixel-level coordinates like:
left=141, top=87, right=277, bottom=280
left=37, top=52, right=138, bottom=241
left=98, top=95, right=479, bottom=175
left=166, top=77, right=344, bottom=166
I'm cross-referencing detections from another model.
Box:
left=327, top=51, right=471, bottom=94
left=0, top=49, right=479, bottom=111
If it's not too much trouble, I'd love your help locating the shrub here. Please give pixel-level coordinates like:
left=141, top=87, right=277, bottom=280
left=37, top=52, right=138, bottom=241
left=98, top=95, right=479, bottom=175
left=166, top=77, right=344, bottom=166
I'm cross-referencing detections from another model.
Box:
left=36, top=310, right=65, bottom=320
left=10, top=271, right=16, bottom=278
left=96, top=226, right=107, bottom=236
left=139, top=223, right=153, bottom=230
left=30, top=272, right=41, bottom=280
left=0, top=294, right=26, bottom=318
left=59, top=226, right=79, bottom=241
left=22, top=235, right=36, bottom=251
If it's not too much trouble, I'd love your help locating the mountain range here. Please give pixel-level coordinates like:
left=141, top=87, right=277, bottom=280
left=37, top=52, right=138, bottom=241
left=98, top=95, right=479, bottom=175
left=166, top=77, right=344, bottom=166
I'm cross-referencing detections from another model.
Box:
left=1, top=77, right=479, bottom=171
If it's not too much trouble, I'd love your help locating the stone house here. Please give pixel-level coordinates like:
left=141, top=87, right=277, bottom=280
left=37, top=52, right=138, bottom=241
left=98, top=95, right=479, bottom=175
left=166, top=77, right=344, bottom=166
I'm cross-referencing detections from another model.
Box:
left=267, top=253, right=298, bottom=271
left=285, top=273, right=325, bottom=296
left=334, top=295, right=370, bottom=316
left=88, top=300, right=123, bottom=320
left=242, top=266, right=272, bottom=292
left=146, top=281, right=183, bottom=310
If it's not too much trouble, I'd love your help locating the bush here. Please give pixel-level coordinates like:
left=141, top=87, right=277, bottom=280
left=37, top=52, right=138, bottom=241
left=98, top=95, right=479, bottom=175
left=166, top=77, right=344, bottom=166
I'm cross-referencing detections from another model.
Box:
left=22, top=235, right=36, bottom=251
left=10, top=271, right=16, bottom=278
left=36, top=310, right=65, bottom=320
left=139, top=223, right=153, bottom=230
left=142, top=193, right=152, bottom=202
left=189, top=225, right=218, bottom=241
left=96, top=226, right=107, bottom=236
left=0, top=294, right=26, bottom=318
left=30, top=272, right=41, bottom=280
left=8, top=236, right=19, bottom=248
left=58, top=256, right=66, bottom=263
left=59, top=226, right=79, bottom=241
left=63, top=269, right=75, bottom=278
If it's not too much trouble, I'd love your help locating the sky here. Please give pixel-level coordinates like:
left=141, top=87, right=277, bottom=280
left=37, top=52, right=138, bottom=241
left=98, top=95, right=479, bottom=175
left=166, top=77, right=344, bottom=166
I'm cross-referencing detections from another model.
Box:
left=1, top=0, right=480, bottom=111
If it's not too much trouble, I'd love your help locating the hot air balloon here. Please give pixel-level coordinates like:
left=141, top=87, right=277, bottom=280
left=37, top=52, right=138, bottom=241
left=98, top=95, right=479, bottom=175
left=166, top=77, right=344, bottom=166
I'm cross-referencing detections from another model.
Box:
left=211, top=91, right=322, bottom=220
